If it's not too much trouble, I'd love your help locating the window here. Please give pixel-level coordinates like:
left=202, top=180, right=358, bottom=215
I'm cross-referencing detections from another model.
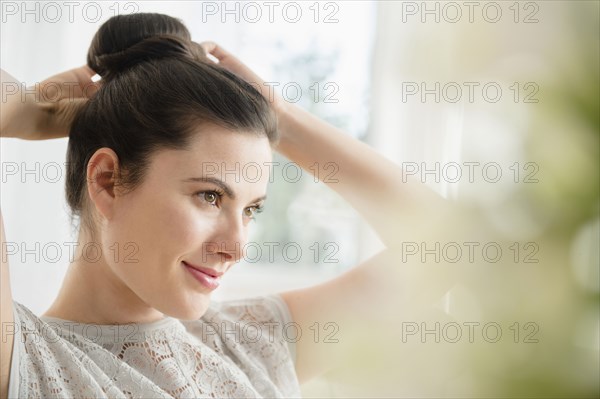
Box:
left=212, top=1, right=378, bottom=300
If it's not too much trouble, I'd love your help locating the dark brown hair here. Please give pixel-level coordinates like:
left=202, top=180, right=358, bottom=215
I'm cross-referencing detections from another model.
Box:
left=66, top=13, right=278, bottom=236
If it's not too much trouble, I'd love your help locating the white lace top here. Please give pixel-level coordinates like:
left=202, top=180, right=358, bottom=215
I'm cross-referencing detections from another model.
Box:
left=7, top=294, right=301, bottom=398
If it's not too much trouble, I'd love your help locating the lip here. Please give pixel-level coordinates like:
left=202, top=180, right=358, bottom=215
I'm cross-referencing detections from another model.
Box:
left=182, top=261, right=222, bottom=290
left=183, top=261, right=224, bottom=277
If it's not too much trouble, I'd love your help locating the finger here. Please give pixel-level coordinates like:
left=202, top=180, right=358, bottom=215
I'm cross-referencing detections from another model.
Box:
left=82, top=81, right=100, bottom=99
left=71, top=66, right=101, bottom=98
left=197, top=41, right=271, bottom=105
left=77, top=64, right=97, bottom=80
left=199, top=41, right=233, bottom=63
left=198, top=41, right=217, bottom=63
left=199, top=41, right=260, bottom=78
left=198, top=40, right=215, bottom=53
left=198, top=42, right=218, bottom=64
left=34, top=97, right=87, bottom=140
left=39, top=66, right=100, bottom=101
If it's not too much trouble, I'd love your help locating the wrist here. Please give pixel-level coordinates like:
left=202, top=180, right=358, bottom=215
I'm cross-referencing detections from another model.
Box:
left=273, top=100, right=309, bottom=156
left=274, top=100, right=294, bottom=145
left=1, top=91, right=42, bottom=139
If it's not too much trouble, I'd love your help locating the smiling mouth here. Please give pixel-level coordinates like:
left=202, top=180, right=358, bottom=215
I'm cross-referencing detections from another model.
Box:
left=182, top=262, right=221, bottom=290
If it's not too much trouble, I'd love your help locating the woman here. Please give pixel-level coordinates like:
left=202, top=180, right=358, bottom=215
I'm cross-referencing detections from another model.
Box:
left=1, top=13, right=449, bottom=398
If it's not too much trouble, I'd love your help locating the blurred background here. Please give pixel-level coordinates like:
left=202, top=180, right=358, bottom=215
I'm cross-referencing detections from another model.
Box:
left=1, top=1, right=598, bottom=397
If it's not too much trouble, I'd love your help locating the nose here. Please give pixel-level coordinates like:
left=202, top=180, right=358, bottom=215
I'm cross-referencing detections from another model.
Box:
left=204, top=212, right=247, bottom=264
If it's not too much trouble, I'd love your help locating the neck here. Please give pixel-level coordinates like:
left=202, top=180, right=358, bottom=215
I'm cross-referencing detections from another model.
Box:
left=42, top=231, right=165, bottom=325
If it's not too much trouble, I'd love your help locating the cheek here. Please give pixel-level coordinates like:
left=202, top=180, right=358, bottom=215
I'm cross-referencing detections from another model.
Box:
left=108, top=189, right=215, bottom=267
left=157, top=197, right=217, bottom=254
left=106, top=191, right=185, bottom=261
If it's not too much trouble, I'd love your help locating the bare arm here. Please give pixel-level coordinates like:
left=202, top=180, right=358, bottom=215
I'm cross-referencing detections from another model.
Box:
left=274, top=102, right=450, bottom=247
left=1, top=69, right=42, bottom=138
left=0, top=69, right=21, bottom=399
left=199, top=42, right=447, bottom=249
left=199, top=42, right=461, bottom=384
left=272, top=102, right=459, bottom=382
left=0, top=67, right=97, bottom=398
left=1, top=67, right=98, bottom=140
left=1, top=210, right=13, bottom=399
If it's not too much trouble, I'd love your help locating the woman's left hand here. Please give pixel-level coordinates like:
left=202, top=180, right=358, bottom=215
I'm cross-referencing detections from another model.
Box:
left=198, top=41, right=289, bottom=116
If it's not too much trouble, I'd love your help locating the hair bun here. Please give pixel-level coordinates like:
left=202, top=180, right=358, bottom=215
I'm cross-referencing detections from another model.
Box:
left=87, top=13, right=207, bottom=82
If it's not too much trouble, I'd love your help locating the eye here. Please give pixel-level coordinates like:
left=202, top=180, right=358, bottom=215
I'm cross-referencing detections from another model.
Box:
left=244, top=205, right=264, bottom=221
left=204, top=192, right=217, bottom=205
left=196, top=190, right=223, bottom=206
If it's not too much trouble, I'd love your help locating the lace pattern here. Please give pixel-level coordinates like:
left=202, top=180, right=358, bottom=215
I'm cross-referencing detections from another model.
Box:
left=8, top=295, right=301, bottom=398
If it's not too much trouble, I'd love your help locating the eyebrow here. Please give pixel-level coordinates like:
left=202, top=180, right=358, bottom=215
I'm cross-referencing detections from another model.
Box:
left=181, top=176, right=267, bottom=204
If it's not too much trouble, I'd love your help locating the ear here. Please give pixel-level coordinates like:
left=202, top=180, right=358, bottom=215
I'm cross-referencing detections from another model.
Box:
left=86, top=148, right=120, bottom=221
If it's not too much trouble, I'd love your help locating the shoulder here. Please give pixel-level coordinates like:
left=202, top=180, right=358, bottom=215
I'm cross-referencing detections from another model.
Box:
left=8, top=301, right=127, bottom=398
left=201, top=294, right=297, bottom=351
left=9, top=301, right=83, bottom=397
left=209, top=294, right=295, bottom=328
left=185, top=294, right=301, bottom=395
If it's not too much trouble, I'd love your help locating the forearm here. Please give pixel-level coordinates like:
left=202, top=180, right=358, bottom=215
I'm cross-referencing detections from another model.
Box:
left=275, top=103, right=448, bottom=247
left=0, top=69, right=43, bottom=139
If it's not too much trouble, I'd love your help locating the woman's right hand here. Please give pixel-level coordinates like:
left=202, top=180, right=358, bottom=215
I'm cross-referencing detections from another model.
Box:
left=1, top=66, right=99, bottom=140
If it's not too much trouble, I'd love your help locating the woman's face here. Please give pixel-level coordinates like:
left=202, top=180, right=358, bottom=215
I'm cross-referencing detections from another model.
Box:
left=101, top=125, right=273, bottom=320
